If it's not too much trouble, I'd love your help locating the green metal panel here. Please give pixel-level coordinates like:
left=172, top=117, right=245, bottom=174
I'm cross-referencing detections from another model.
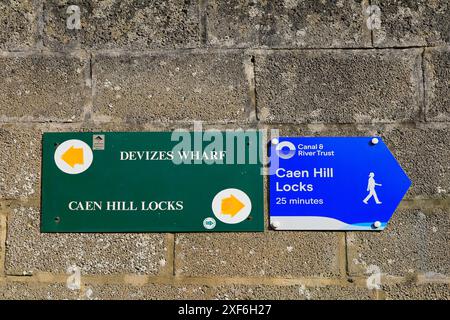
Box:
left=41, top=132, right=264, bottom=232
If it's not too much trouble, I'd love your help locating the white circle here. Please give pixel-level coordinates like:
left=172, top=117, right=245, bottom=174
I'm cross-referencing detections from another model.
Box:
left=373, top=221, right=381, bottom=228
left=275, top=141, right=296, bottom=159
left=211, top=188, right=252, bottom=224
left=54, top=139, right=93, bottom=174
left=271, top=138, right=279, bottom=145
left=371, top=137, right=379, bottom=145
left=203, top=217, right=216, bottom=230
left=271, top=221, right=280, bottom=229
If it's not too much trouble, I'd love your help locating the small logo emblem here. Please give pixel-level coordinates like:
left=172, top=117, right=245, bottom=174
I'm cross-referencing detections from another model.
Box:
left=203, top=217, right=216, bottom=230
left=93, top=134, right=105, bottom=150
left=275, top=141, right=296, bottom=159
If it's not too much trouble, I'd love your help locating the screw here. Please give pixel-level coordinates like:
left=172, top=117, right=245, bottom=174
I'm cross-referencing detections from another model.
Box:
left=271, top=138, right=279, bottom=145
left=371, top=137, right=379, bottom=145
left=373, top=221, right=381, bottom=229
left=271, top=221, right=280, bottom=230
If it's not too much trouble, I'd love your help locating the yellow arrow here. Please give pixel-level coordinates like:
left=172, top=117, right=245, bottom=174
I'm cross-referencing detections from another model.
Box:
left=221, top=194, right=245, bottom=217
left=62, top=146, right=84, bottom=168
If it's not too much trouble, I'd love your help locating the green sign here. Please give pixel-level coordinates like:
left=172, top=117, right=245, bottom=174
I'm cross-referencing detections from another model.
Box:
left=41, top=132, right=264, bottom=232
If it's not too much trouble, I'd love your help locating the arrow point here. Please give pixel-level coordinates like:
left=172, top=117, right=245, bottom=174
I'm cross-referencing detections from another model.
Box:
left=221, top=194, right=245, bottom=217
left=62, top=146, right=84, bottom=168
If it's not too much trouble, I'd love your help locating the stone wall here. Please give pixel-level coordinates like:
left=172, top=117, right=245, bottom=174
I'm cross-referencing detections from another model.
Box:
left=0, top=0, right=448, bottom=300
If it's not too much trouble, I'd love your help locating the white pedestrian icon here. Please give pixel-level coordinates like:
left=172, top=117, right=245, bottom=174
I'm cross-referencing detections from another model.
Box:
left=363, top=172, right=382, bottom=205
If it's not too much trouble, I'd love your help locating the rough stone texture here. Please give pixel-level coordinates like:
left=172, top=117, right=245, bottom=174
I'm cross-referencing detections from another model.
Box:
left=4, top=281, right=449, bottom=300
left=213, top=284, right=374, bottom=300
left=424, top=47, right=450, bottom=122
left=5, top=206, right=168, bottom=275
left=275, top=124, right=450, bottom=199
left=0, top=214, right=5, bottom=273
left=0, top=0, right=37, bottom=50
left=43, top=0, right=200, bottom=50
left=256, top=50, right=422, bottom=123
left=0, top=54, right=89, bottom=121
left=382, top=283, right=450, bottom=300
left=175, top=232, right=341, bottom=277
left=0, top=125, right=41, bottom=199
left=0, top=282, right=377, bottom=300
left=93, top=52, right=250, bottom=122
left=0, top=282, right=81, bottom=300
left=87, top=283, right=209, bottom=300
left=207, top=0, right=371, bottom=48
left=383, top=126, right=450, bottom=199
left=0, top=281, right=209, bottom=300
left=347, top=208, right=450, bottom=277
left=372, top=1, right=450, bottom=47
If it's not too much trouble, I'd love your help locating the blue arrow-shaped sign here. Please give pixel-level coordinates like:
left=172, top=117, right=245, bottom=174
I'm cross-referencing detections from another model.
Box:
left=269, top=137, right=411, bottom=231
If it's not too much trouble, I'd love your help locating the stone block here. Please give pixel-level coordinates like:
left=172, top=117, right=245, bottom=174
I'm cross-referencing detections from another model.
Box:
left=207, top=0, right=371, bottom=48
left=93, top=52, right=250, bottom=122
left=43, top=0, right=200, bottom=49
left=175, top=232, right=341, bottom=277
left=0, top=0, right=37, bottom=50
left=212, top=284, right=373, bottom=300
left=256, top=50, right=422, bottom=123
left=382, top=283, right=450, bottom=300
left=424, top=47, right=450, bottom=122
left=372, top=1, right=450, bottom=47
left=0, top=54, right=89, bottom=121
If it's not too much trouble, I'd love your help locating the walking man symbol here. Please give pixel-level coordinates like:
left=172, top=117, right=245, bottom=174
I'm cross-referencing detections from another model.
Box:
left=363, top=172, right=382, bottom=205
